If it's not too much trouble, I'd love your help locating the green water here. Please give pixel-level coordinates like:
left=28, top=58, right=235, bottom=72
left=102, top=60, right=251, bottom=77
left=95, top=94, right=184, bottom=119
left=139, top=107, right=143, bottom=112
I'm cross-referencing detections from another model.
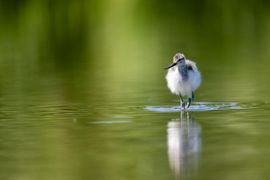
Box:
left=1, top=0, right=270, bottom=180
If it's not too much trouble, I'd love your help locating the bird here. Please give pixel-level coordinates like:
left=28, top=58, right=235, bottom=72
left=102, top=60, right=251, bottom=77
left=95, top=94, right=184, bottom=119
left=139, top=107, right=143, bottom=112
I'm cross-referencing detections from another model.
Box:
left=165, top=53, right=201, bottom=109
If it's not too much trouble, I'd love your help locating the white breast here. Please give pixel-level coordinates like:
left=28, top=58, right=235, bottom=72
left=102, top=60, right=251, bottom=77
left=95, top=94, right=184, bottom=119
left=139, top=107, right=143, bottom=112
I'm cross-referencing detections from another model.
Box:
left=165, top=60, right=201, bottom=97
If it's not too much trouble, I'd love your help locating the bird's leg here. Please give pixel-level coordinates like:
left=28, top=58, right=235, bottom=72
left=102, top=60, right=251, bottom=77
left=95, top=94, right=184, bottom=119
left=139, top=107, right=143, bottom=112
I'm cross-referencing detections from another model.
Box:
left=187, top=97, right=192, bottom=108
left=179, top=95, right=185, bottom=110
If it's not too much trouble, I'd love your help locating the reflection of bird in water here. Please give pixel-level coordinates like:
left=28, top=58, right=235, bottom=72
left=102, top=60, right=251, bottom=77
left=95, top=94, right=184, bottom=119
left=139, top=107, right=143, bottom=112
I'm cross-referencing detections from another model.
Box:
left=165, top=53, right=201, bottom=109
left=167, top=112, right=201, bottom=179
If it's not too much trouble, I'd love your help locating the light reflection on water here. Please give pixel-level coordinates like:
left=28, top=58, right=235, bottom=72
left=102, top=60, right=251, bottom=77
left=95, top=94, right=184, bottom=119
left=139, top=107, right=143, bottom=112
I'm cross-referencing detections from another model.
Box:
left=146, top=102, right=245, bottom=112
left=167, top=112, right=201, bottom=179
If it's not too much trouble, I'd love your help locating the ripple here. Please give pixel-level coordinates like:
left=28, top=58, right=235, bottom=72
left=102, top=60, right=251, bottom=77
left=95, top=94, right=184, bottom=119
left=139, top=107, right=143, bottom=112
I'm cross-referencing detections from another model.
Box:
left=89, top=120, right=132, bottom=124
left=145, top=102, right=245, bottom=112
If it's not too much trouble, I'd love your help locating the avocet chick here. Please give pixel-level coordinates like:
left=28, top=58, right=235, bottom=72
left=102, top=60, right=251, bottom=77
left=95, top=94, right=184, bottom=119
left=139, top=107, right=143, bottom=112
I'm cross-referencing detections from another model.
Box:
left=165, top=53, right=201, bottom=109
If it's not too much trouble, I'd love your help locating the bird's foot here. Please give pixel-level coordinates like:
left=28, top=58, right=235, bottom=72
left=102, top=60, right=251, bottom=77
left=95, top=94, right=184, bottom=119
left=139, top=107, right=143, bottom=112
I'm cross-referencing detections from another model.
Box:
left=181, top=102, right=186, bottom=110
left=186, top=98, right=192, bottom=109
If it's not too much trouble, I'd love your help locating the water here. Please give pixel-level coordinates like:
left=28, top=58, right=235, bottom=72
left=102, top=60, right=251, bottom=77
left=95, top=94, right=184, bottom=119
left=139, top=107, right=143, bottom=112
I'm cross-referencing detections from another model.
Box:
left=145, top=102, right=246, bottom=112
left=1, top=0, right=270, bottom=180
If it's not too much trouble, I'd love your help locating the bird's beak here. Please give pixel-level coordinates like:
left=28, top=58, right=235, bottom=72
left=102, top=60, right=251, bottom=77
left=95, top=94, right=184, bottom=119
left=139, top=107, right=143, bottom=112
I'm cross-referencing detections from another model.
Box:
left=165, top=62, right=177, bottom=69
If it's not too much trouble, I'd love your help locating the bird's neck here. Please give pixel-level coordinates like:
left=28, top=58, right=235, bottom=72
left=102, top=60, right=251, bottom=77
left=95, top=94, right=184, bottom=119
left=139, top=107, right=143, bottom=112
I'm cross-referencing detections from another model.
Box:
left=178, top=63, right=188, bottom=80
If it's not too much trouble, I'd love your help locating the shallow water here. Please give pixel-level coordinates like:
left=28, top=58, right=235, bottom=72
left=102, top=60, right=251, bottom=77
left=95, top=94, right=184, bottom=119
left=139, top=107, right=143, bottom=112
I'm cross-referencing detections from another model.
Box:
left=1, top=1, right=270, bottom=180
left=145, top=102, right=245, bottom=112
left=0, top=75, right=269, bottom=180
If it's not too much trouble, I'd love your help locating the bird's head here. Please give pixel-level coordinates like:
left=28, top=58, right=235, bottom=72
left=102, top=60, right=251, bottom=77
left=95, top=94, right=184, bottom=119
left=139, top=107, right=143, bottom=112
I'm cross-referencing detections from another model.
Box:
left=165, top=53, right=186, bottom=69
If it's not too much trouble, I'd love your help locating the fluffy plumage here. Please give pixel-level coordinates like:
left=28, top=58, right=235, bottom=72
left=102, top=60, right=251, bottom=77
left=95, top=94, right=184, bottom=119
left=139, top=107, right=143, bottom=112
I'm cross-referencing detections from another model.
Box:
left=165, top=53, right=201, bottom=108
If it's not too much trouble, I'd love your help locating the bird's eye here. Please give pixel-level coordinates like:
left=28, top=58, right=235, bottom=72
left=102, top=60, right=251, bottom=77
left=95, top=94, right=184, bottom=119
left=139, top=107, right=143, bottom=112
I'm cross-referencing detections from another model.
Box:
left=178, top=58, right=184, bottom=62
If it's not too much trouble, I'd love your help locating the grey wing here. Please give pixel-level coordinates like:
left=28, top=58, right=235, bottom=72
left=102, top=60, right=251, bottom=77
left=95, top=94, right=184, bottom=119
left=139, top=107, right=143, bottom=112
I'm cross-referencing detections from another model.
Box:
left=187, top=64, right=194, bottom=71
